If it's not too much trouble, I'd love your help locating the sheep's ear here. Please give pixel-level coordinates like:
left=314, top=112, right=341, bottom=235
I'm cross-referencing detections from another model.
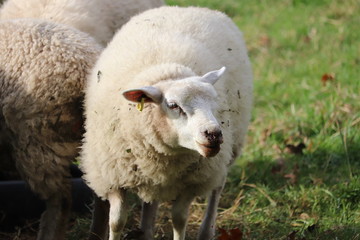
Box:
left=122, top=86, right=162, bottom=104
left=200, top=66, right=226, bottom=85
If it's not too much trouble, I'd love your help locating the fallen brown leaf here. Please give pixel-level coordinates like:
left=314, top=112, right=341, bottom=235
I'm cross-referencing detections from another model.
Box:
left=218, top=227, right=243, bottom=240
left=218, top=228, right=231, bottom=240
left=229, top=228, right=243, bottom=240
left=321, top=73, right=335, bottom=86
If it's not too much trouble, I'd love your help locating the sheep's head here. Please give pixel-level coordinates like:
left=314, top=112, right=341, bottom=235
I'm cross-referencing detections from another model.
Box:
left=123, top=67, right=225, bottom=158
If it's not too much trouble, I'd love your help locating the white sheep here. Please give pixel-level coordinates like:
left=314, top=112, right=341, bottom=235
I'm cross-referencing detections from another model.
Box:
left=0, top=19, right=103, bottom=240
left=0, top=0, right=165, bottom=46
left=81, top=6, right=253, bottom=240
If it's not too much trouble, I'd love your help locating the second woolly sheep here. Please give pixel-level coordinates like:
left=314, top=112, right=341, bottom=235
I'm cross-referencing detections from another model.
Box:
left=0, top=19, right=102, bottom=240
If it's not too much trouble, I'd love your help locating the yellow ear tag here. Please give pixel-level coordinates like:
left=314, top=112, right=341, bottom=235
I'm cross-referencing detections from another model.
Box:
left=136, top=98, right=145, bottom=112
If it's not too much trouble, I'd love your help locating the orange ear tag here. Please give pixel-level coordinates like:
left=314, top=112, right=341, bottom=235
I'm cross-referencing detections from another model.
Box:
left=136, top=98, right=145, bottom=112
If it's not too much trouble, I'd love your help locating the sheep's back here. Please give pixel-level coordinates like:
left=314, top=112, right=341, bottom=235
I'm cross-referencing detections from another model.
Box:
left=0, top=19, right=102, bottom=160
left=0, top=0, right=165, bottom=45
left=0, top=19, right=101, bottom=106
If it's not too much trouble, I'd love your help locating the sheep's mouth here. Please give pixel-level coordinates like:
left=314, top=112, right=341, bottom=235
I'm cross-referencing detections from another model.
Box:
left=197, top=142, right=221, bottom=158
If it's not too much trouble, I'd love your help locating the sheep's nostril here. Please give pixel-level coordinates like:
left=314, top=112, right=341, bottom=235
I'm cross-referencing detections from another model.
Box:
left=204, top=129, right=223, bottom=144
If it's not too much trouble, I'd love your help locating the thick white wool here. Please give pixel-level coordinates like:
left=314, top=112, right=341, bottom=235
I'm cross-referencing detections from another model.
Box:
left=0, top=0, right=164, bottom=46
left=81, top=6, right=253, bottom=203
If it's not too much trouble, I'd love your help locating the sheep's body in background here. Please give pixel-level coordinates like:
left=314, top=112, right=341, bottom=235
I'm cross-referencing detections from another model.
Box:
left=0, top=0, right=165, bottom=45
left=81, top=6, right=253, bottom=240
left=0, top=19, right=102, bottom=239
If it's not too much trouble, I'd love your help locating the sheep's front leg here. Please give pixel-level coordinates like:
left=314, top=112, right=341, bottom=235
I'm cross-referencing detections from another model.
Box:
left=140, top=201, right=159, bottom=240
left=172, top=195, right=194, bottom=240
left=108, top=190, right=128, bottom=240
left=197, top=183, right=225, bottom=240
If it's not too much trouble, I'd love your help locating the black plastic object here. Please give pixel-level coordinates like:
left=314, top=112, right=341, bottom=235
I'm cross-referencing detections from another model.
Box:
left=0, top=165, right=93, bottom=230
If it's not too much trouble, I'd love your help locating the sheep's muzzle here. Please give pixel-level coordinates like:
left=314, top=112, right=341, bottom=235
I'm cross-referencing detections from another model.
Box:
left=197, top=129, right=223, bottom=157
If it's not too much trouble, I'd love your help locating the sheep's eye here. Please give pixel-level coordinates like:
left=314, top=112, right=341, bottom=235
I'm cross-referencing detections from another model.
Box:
left=167, top=101, right=179, bottom=110
left=166, top=101, right=186, bottom=116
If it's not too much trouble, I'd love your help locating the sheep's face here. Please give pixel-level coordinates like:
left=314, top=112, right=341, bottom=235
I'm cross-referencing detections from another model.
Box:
left=123, top=67, right=226, bottom=158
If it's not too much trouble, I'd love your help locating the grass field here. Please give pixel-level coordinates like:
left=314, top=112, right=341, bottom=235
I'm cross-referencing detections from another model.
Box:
left=2, top=0, right=359, bottom=240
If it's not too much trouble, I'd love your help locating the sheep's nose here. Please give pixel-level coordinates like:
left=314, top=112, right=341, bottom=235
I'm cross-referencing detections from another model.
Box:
left=197, top=126, right=223, bottom=157
left=203, top=128, right=223, bottom=145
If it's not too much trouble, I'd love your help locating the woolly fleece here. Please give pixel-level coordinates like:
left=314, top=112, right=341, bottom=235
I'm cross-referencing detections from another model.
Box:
left=0, top=0, right=165, bottom=46
left=81, top=6, right=253, bottom=203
